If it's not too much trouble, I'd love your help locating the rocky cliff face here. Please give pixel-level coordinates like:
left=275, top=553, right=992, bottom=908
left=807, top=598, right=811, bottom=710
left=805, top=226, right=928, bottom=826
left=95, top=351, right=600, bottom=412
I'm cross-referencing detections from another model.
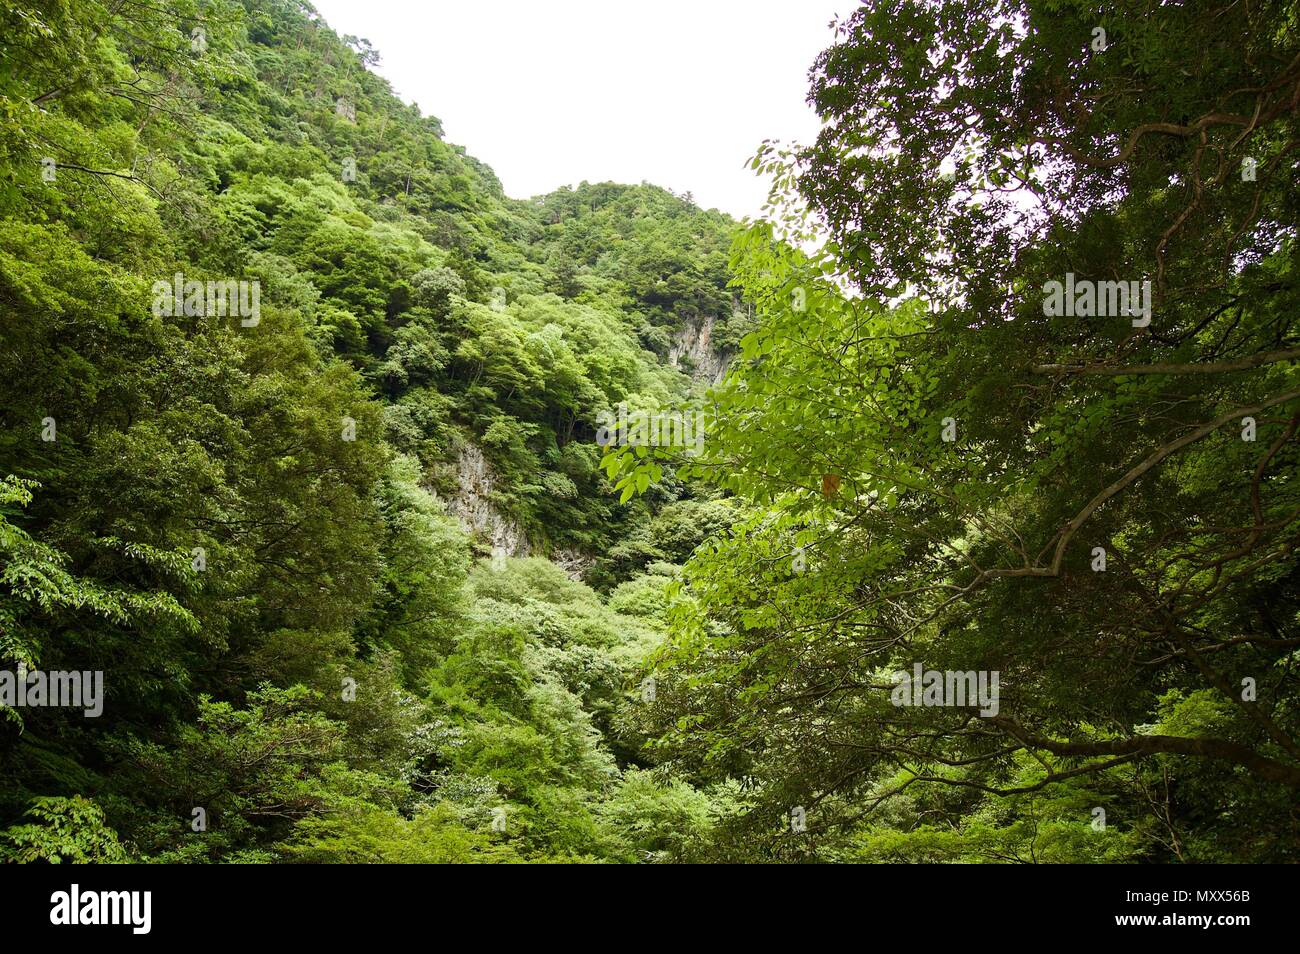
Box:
left=441, top=444, right=531, bottom=557
left=668, top=312, right=729, bottom=384
left=437, top=448, right=594, bottom=580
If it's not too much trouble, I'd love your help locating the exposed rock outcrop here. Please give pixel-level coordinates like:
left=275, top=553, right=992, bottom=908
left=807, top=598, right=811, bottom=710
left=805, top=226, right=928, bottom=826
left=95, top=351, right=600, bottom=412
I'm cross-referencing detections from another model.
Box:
left=441, top=444, right=531, bottom=557
left=668, top=312, right=729, bottom=384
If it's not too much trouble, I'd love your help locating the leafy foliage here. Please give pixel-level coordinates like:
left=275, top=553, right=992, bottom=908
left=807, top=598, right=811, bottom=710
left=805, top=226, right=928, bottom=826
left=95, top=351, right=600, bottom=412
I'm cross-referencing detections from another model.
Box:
left=619, top=0, right=1300, bottom=862
left=0, top=0, right=735, bottom=863
left=4, top=0, right=1295, bottom=866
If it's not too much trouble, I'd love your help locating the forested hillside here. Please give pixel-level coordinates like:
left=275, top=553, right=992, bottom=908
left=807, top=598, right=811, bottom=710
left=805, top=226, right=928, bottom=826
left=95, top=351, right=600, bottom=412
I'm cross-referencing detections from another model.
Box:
left=2, top=0, right=1299, bottom=865
left=0, top=0, right=739, bottom=863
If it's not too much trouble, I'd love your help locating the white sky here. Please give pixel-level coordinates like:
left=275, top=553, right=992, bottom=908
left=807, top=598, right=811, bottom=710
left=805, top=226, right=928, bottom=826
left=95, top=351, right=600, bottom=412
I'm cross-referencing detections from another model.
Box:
left=308, top=0, right=854, bottom=220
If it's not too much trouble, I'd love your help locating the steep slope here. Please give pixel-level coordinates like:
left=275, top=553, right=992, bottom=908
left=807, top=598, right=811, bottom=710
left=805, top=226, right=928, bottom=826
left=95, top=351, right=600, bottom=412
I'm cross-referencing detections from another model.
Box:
left=0, top=0, right=735, bottom=862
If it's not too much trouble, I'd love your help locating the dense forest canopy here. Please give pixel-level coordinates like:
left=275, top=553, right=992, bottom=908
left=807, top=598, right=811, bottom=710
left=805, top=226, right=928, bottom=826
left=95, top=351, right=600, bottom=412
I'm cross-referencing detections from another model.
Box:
left=0, top=0, right=1297, bottom=864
